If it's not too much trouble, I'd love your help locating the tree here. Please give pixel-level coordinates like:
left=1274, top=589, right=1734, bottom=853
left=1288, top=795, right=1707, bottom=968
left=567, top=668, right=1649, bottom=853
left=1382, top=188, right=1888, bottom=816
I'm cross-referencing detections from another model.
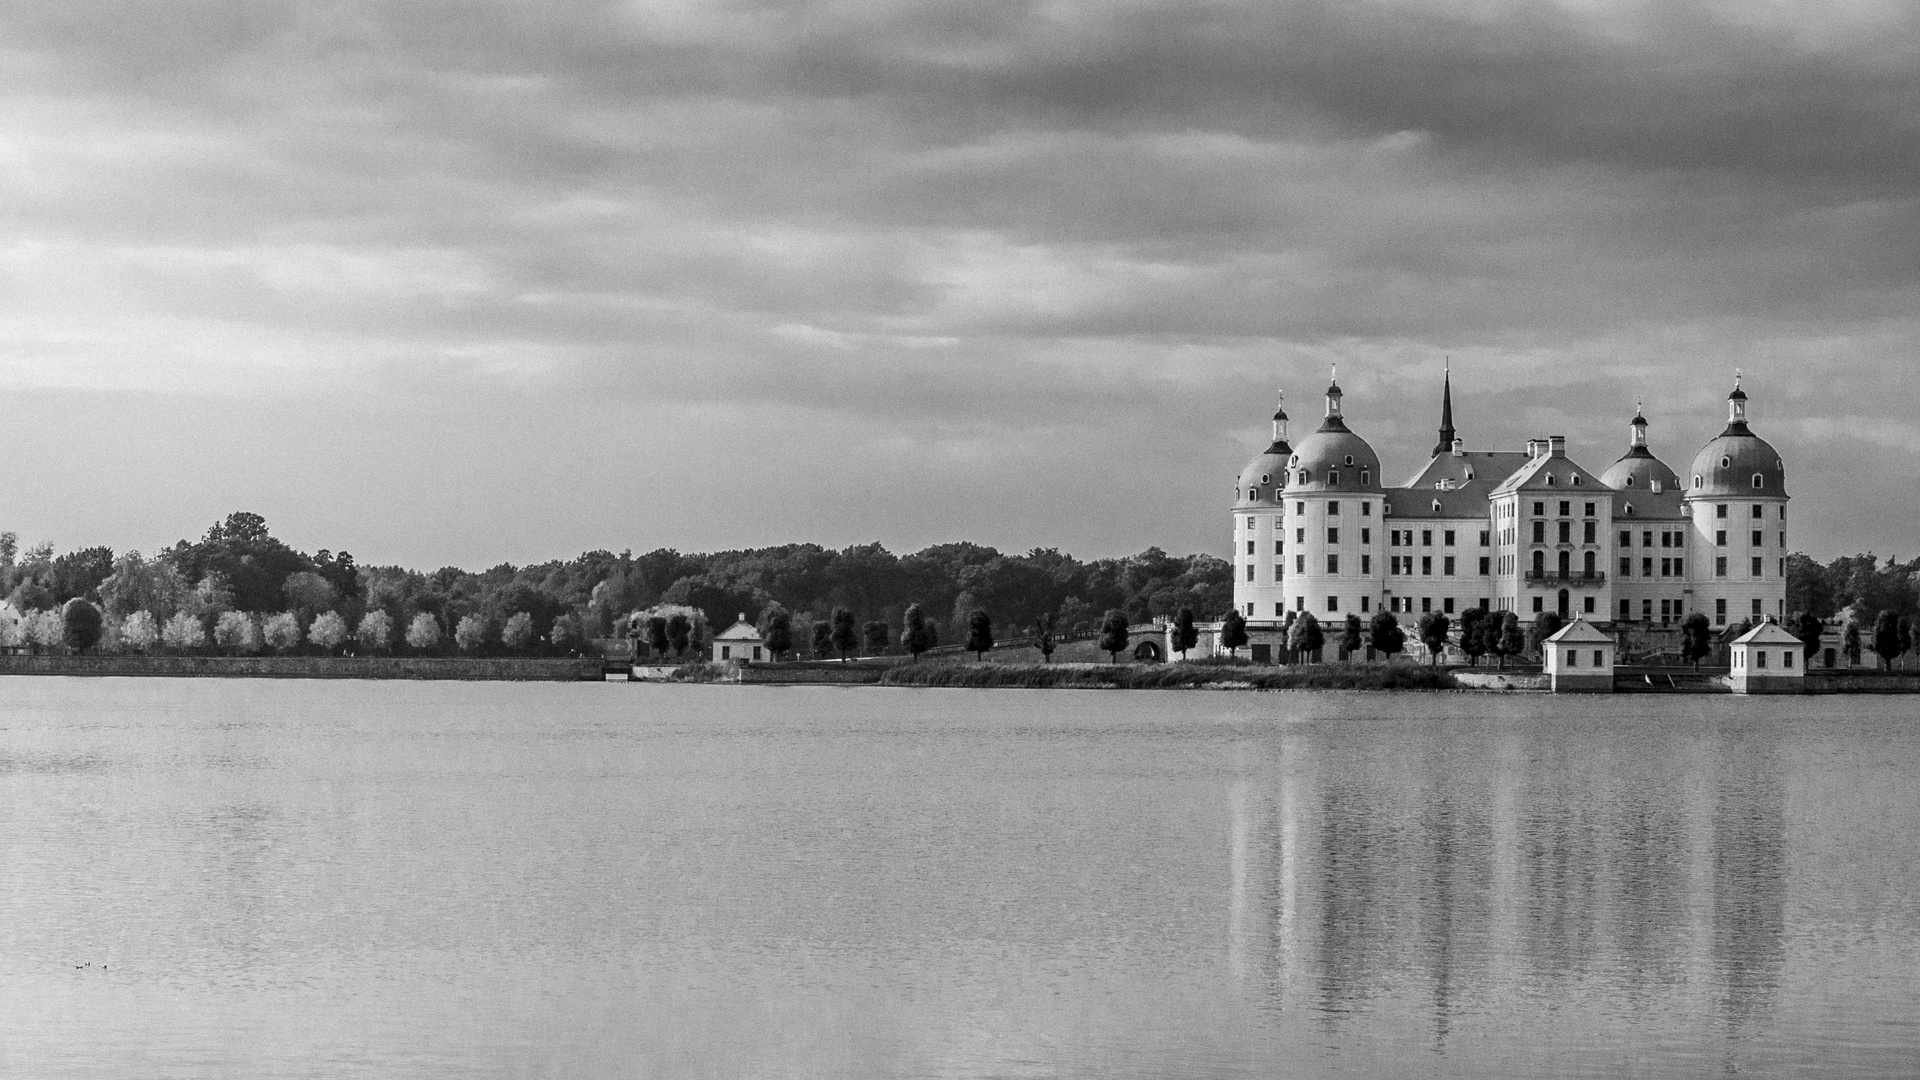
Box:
left=97, top=552, right=190, bottom=624
left=1056, top=597, right=1094, bottom=633
left=120, top=610, right=160, bottom=653
left=1458, top=608, right=1487, bottom=666
left=501, top=612, right=535, bottom=652
left=550, top=613, right=584, bottom=654
left=8, top=580, right=54, bottom=612
left=161, top=611, right=206, bottom=652
left=406, top=612, right=443, bottom=652
left=665, top=613, right=692, bottom=657
left=1172, top=608, right=1199, bottom=660
left=1844, top=620, right=1863, bottom=666
left=758, top=604, right=793, bottom=659
left=966, top=610, right=994, bottom=660
left=1792, top=612, right=1823, bottom=663
left=1528, top=611, right=1565, bottom=659
left=1369, top=611, right=1406, bottom=661
left=1098, top=608, right=1131, bottom=663
left=1873, top=611, right=1905, bottom=671
left=831, top=606, right=858, bottom=660
left=281, top=571, right=340, bottom=622
left=262, top=611, right=302, bottom=653
left=356, top=610, right=394, bottom=653
left=1031, top=613, right=1057, bottom=663
left=1220, top=609, right=1248, bottom=658
left=25, top=609, right=64, bottom=652
left=1341, top=612, right=1365, bottom=659
left=309, top=610, right=350, bottom=652
left=901, top=604, right=935, bottom=660
left=1492, top=612, right=1524, bottom=668
left=646, top=615, right=671, bottom=658
left=811, top=619, right=834, bottom=659
left=863, top=619, right=890, bottom=655
left=454, top=614, right=488, bottom=652
left=1289, top=611, right=1323, bottom=662
left=62, top=598, right=103, bottom=652
left=214, top=611, right=258, bottom=654
left=1417, top=611, right=1451, bottom=665
left=1680, top=612, right=1713, bottom=670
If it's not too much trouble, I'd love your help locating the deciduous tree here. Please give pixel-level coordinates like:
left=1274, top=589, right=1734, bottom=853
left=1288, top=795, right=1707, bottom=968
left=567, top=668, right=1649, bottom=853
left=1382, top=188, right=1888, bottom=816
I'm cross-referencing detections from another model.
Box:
left=501, top=612, right=535, bottom=651
left=356, top=610, right=394, bottom=653
left=62, top=599, right=103, bottom=652
left=665, top=613, right=692, bottom=657
left=965, top=610, right=994, bottom=660
left=863, top=620, right=890, bottom=655
left=1031, top=613, right=1056, bottom=663
left=1873, top=611, right=1905, bottom=670
left=1341, top=612, right=1365, bottom=659
left=758, top=604, right=793, bottom=659
left=1458, top=608, right=1487, bottom=666
left=831, top=607, right=857, bottom=660
left=1220, top=609, right=1248, bottom=658
left=1417, top=611, right=1451, bottom=665
left=309, top=611, right=350, bottom=653
left=406, top=613, right=443, bottom=652
left=1098, top=609, right=1131, bottom=663
left=1172, top=608, right=1199, bottom=660
left=901, top=604, right=935, bottom=660
left=162, top=611, right=206, bottom=652
left=263, top=612, right=302, bottom=653
left=1369, top=611, right=1406, bottom=661
left=811, top=619, right=834, bottom=659
left=454, top=614, right=488, bottom=652
left=1680, top=613, right=1713, bottom=670
left=1289, top=611, right=1323, bottom=661
left=120, top=610, right=160, bottom=653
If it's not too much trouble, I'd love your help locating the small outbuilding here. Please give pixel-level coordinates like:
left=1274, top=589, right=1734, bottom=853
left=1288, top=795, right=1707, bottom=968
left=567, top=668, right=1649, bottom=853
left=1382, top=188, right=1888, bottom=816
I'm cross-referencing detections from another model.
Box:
left=1729, top=621, right=1805, bottom=694
left=1543, top=618, right=1615, bottom=693
left=712, top=613, right=767, bottom=664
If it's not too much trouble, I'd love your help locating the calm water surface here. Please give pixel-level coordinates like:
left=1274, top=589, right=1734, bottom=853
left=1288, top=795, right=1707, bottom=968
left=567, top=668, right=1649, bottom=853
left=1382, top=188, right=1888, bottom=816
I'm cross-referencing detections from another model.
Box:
left=1, top=679, right=1916, bottom=1078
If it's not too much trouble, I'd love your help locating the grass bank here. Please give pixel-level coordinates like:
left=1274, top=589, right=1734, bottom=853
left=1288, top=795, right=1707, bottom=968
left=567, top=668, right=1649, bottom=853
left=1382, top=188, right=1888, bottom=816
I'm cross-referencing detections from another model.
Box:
left=875, top=660, right=1456, bottom=691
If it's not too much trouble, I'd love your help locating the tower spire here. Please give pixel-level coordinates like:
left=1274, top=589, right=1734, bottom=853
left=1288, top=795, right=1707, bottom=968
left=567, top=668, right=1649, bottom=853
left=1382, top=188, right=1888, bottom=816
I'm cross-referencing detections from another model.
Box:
left=1431, top=359, right=1455, bottom=457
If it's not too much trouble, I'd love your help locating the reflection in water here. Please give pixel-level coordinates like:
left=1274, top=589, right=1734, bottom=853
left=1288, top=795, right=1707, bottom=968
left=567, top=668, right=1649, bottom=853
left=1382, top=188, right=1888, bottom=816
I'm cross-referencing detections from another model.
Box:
left=1236, top=715, right=1793, bottom=1059
left=0, top=681, right=1913, bottom=1079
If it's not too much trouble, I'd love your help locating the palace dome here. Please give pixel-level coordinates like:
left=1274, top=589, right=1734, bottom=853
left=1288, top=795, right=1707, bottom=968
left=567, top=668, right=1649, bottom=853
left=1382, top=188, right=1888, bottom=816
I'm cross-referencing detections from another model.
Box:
left=1283, top=378, right=1383, bottom=494
left=1600, top=413, right=1682, bottom=493
left=1686, top=382, right=1787, bottom=499
left=1233, top=401, right=1292, bottom=507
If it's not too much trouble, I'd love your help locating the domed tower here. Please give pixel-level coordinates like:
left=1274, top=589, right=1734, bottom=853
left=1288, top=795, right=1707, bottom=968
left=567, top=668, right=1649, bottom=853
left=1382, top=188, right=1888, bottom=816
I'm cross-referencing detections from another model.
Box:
left=1598, top=404, right=1683, bottom=494
left=1683, top=373, right=1789, bottom=627
left=1231, top=394, right=1293, bottom=622
left=1278, top=370, right=1386, bottom=621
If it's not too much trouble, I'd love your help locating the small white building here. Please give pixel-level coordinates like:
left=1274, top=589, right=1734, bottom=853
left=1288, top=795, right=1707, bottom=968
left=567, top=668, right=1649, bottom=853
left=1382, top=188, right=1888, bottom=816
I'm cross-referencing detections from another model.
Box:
left=1542, top=618, right=1616, bottom=693
left=1729, top=621, right=1805, bottom=694
left=712, top=614, right=767, bottom=664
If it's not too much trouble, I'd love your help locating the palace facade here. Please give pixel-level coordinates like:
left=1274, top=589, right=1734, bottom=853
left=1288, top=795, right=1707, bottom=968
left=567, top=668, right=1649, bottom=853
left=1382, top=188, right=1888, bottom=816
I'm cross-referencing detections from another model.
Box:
left=1231, top=371, right=1788, bottom=631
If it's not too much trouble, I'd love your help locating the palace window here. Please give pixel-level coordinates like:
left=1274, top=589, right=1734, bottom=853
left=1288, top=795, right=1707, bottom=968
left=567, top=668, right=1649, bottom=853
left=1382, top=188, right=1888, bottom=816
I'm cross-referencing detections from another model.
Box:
left=1715, top=598, right=1727, bottom=624
left=1275, top=540, right=1283, bottom=555
left=1421, top=556, right=1432, bottom=575
left=1716, top=504, right=1728, bottom=518
left=1422, top=530, right=1433, bottom=546
left=1261, top=474, right=1270, bottom=485
left=1716, top=557, right=1728, bottom=577
left=1479, top=557, right=1490, bottom=575
left=1327, top=528, right=1339, bottom=544
left=1558, top=521, right=1572, bottom=543
left=1443, top=556, right=1456, bottom=575
left=1620, top=557, right=1632, bottom=576
left=1559, top=501, right=1571, bottom=516
left=1751, top=530, right=1762, bottom=546
left=1573, top=475, right=1583, bottom=486
left=1533, top=501, right=1545, bottom=515
left=1360, top=528, right=1371, bottom=544
left=1247, top=540, right=1255, bottom=555
left=1246, top=565, right=1255, bottom=581
left=1361, top=502, right=1372, bottom=517
left=1479, top=530, right=1490, bottom=546
left=1297, top=528, right=1305, bottom=544
left=1620, top=530, right=1632, bottom=547
left=1674, top=558, right=1683, bottom=575
left=1328, top=501, right=1341, bottom=515
left=1327, top=470, right=1339, bottom=485
left=1361, top=554, right=1372, bottom=574
left=1443, top=597, right=1455, bottom=614
left=1643, top=557, right=1652, bottom=576
left=1716, top=530, right=1727, bottom=546
left=1532, top=521, right=1546, bottom=543
left=1360, top=470, right=1371, bottom=486
left=1752, top=598, right=1763, bottom=617
left=1533, top=596, right=1544, bottom=612
left=1583, top=521, right=1596, bottom=543
left=1444, top=530, right=1456, bottom=546
left=1297, top=502, right=1306, bottom=514
left=1752, top=556, right=1763, bottom=576
left=1327, top=596, right=1340, bottom=612
left=1422, top=597, right=1433, bottom=613
left=1752, top=474, right=1764, bottom=489
left=1296, top=554, right=1305, bottom=573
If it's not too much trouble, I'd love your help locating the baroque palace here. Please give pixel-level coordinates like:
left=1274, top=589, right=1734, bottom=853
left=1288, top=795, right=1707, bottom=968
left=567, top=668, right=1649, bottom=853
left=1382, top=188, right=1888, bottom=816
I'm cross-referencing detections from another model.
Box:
left=1231, top=370, right=1788, bottom=641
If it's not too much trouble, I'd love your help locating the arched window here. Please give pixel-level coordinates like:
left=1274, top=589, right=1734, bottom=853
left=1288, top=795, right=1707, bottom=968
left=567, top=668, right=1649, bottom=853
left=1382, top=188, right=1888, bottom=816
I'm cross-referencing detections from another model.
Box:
left=1572, top=475, right=1583, bottom=485
left=1546, top=474, right=1556, bottom=485
left=1532, top=550, right=1545, bottom=576
left=1432, top=500, right=1442, bottom=512
left=1693, top=474, right=1703, bottom=487
left=1752, top=474, right=1763, bottom=489
left=1624, top=504, right=1636, bottom=515
left=1360, top=469, right=1371, bottom=486
left=1298, top=470, right=1309, bottom=485
left=1559, top=550, right=1572, bottom=577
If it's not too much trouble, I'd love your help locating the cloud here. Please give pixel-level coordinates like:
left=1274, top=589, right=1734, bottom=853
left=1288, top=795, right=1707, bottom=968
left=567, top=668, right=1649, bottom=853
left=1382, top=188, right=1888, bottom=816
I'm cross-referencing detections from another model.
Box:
left=0, top=0, right=1914, bottom=564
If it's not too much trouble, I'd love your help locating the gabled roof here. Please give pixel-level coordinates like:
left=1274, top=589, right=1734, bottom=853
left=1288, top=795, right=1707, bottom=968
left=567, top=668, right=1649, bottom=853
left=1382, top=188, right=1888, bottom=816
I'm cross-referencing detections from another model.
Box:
left=1545, top=618, right=1614, bottom=645
left=1610, top=486, right=1686, bottom=521
left=1491, top=451, right=1607, bottom=497
left=714, top=619, right=763, bottom=641
left=1384, top=481, right=1496, bottom=520
left=1387, top=450, right=1532, bottom=520
left=1732, top=621, right=1803, bottom=647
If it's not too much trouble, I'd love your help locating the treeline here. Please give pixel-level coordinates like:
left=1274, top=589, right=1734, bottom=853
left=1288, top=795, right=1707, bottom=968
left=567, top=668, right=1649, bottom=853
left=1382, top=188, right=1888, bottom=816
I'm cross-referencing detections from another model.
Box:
left=0, top=512, right=1232, bottom=656
left=1786, top=553, right=1920, bottom=625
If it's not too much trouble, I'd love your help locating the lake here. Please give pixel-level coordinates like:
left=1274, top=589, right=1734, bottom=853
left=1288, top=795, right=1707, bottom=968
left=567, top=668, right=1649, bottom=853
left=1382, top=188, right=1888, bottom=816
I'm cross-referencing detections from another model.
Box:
left=1, top=679, right=1915, bottom=1078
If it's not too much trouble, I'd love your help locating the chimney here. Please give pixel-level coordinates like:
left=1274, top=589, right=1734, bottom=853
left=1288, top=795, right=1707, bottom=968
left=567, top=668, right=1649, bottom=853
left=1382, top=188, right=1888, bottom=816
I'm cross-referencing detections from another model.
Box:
left=1548, top=436, right=1566, bottom=458
left=1525, top=439, right=1543, bottom=458
left=739, top=612, right=747, bottom=623
left=1451, top=438, right=1465, bottom=457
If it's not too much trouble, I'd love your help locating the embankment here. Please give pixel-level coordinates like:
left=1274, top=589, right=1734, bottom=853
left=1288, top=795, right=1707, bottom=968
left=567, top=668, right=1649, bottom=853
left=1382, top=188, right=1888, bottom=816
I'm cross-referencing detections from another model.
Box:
left=872, top=661, right=1456, bottom=691
left=0, top=655, right=602, bottom=681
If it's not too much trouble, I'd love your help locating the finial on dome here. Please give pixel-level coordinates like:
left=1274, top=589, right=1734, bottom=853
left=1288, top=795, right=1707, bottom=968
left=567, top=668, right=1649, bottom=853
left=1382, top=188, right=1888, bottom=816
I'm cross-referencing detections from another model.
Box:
left=1324, top=366, right=1344, bottom=421
left=1271, top=391, right=1289, bottom=445
left=1727, top=371, right=1750, bottom=428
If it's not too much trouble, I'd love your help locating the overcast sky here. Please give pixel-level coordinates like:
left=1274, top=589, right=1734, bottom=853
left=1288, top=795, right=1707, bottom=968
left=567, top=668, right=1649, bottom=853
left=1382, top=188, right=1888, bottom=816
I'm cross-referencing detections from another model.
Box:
left=1, top=0, right=1915, bottom=569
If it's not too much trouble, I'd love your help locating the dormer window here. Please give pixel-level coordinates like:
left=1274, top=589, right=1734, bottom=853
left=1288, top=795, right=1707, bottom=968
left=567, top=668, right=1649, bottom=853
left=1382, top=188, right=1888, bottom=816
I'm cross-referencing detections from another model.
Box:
left=1693, top=474, right=1703, bottom=487
left=1327, top=470, right=1340, bottom=485
left=1546, top=474, right=1556, bottom=486
left=1572, top=475, right=1582, bottom=486
left=1625, top=504, right=1636, bottom=515
left=1751, top=474, right=1764, bottom=489
left=1289, top=455, right=1299, bottom=467
left=1298, top=470, right=1309, bottom=485
left=1344, top=455, right=1355, bottom=467
left=1432, top=500, right=1443, bottom=513
left=1360, top=469, right=1371, bottom=486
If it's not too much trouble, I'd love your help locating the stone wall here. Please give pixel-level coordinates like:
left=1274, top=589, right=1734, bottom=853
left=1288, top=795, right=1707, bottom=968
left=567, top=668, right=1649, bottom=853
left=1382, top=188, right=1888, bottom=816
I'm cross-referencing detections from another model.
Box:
left=0, top=655, right=602, bottom=681
left=1805, top=671, right=1920, bottom=694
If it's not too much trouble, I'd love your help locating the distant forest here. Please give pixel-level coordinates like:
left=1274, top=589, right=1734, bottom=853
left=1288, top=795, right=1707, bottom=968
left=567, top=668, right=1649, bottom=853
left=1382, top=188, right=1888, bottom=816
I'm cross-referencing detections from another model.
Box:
left=0, top=512, right=1232, bottom=654
left=1, top=512, right=1911, bottom=656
